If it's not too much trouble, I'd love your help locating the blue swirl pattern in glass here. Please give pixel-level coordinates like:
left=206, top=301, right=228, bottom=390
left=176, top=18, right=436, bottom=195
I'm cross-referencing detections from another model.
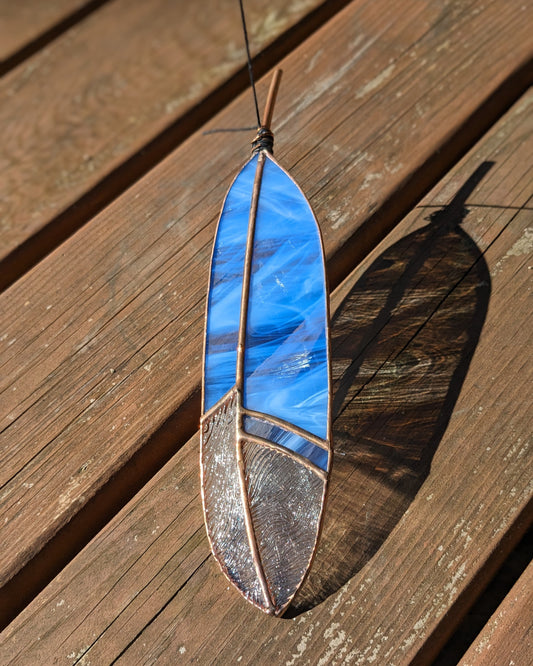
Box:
left=204, top=155, right=257, bottom=410
left=204, top=152, right=329, bottom=442
left=243, top=155, right=329, bottom=439
left=243, top=414, right=329, bottom=471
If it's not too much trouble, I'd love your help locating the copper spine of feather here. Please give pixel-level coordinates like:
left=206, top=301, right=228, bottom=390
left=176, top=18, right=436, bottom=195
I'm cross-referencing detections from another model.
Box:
left=200, top=69, right=332, bottom=616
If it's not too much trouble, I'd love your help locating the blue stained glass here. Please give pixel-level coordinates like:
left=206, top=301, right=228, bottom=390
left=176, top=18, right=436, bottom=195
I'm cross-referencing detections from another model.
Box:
left=204, top=155, right=258, bottom=410
left=204, top=152, right=329, bottom=443
left=243, top=414, right=329, bottom=471
left=243, top=155, right=329, bottom=439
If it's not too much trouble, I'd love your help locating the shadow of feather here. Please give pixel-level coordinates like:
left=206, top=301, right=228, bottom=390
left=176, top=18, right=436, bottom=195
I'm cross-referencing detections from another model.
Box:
left=288, top=162, right=493, bottom=615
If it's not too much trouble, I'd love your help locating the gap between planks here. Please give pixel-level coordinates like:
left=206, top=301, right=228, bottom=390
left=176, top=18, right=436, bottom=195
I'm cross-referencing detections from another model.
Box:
left=327, top=56, right=533, bottom=293
left=435, top=527, right=533, bottom=664
left=458, top=558, right=533, bottom=666
left=0, top=0, right=355, bottom=293
left=0, top=0, right=111, bottom=76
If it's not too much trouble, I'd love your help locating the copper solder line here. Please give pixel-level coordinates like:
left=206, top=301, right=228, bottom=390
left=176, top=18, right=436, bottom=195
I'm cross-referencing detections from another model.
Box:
left=241, top=432, right=327, bottom=481
left=233, top=68, right=286, bottom=614
left=234, top=149, right=273, bottom=611
left=235, top=151, right=265, bottom=392
left=243, top=405, right=330, bottom=451
left=235, top=432, right=273, bottom=612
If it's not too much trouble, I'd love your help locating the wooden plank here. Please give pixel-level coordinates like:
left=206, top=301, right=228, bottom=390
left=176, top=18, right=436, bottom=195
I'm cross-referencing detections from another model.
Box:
left=0, top=0, right=350, bottom=290
left=1, top=83, right=531, bottom=666
left=0, top=1, right=102, bottom=70
left=433, top=528, right=532, bottom=664
left=0, top=0, right=531, bottom=628
left=459, top=561, right=533, bottom=666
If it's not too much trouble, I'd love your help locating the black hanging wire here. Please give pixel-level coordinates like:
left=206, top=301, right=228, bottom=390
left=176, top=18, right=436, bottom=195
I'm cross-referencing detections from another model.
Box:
left=205, top=0, right=275, bottom=152
left=239, top=0, right=262, bottom=128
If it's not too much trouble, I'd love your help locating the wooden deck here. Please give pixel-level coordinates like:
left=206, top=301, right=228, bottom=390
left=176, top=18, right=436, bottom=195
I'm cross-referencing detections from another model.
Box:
left=0, top=0, right=531, bottom=663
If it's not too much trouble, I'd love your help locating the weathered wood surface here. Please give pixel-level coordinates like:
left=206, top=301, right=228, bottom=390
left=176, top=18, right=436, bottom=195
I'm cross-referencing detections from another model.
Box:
left=460, top=561, right=533, bottom=666
left=0, top=0, right=532, bottom=629
left=0, top=0, right=342, bottom=290
left=1, top=82, right=531, bottom=665
left=0, top=0, right=98, bottom=68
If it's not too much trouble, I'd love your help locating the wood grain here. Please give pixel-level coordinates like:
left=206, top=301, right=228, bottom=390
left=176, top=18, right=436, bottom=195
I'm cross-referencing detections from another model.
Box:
left=0, top=0, right=532, bottom=629
left=0, top=0, right=101, bottom=68
left=0, top=0, right=350, bottom=289
left=1, top=82, right=531, bottom=666
left=459, top=561, right=533, bottom=666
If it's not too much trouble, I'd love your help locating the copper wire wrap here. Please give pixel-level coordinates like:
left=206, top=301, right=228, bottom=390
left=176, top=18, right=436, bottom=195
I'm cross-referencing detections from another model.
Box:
left=251, top=127, right=274, bottom=155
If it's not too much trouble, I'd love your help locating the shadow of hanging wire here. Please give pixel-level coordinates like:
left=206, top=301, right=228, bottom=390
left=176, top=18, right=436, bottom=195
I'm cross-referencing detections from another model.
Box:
left=288, top=161, right=494, bottom=615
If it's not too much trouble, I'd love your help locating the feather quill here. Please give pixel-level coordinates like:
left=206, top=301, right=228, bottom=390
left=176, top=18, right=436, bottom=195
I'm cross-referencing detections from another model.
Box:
left=200, top=40, right=331, bottom=617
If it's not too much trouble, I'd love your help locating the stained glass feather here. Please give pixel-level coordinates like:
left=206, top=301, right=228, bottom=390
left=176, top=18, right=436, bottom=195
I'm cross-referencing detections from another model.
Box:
left=200, top=69, right=331, bottom=616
